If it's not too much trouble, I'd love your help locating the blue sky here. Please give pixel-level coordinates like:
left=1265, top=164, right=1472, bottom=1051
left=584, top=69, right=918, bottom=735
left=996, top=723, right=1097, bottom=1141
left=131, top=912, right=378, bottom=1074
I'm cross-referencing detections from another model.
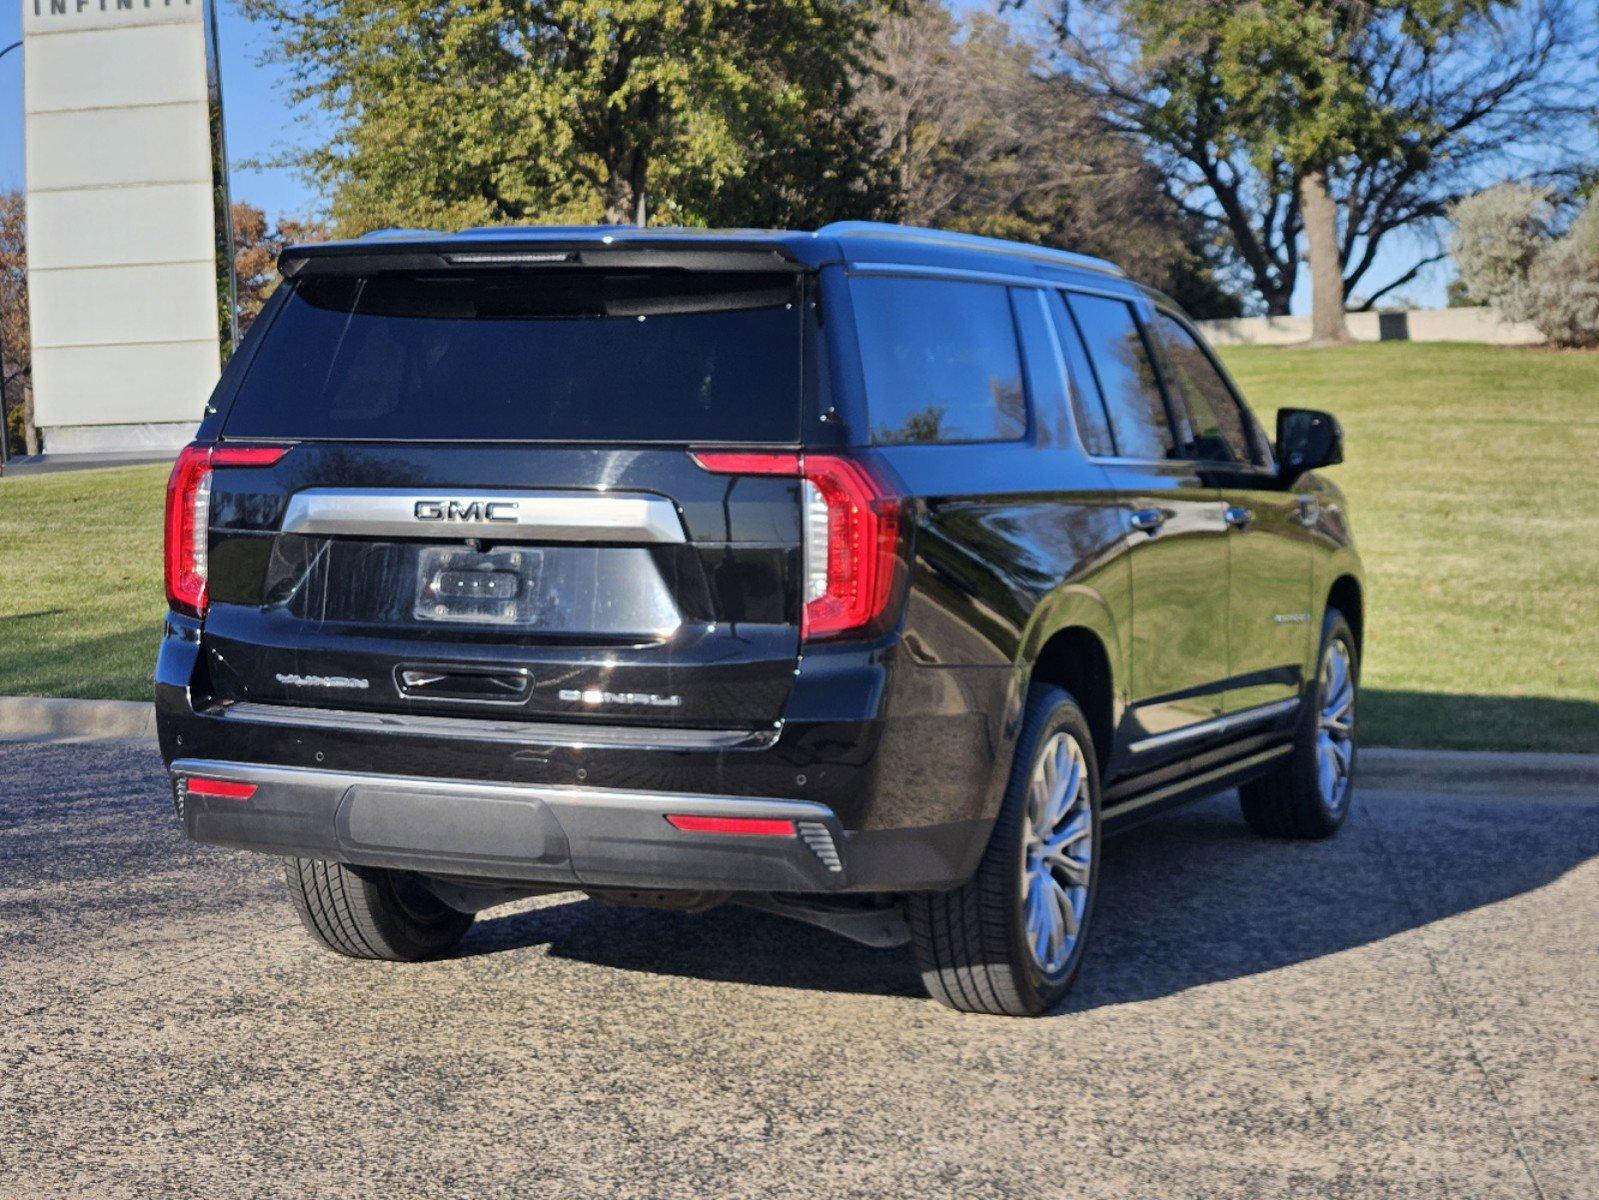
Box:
left=3, top=0, right=1581, bottom=312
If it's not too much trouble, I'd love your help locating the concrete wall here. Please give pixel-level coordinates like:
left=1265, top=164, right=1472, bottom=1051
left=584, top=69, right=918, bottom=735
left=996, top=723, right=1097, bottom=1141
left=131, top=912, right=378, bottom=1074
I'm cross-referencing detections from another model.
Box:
left=23, top=0, right=222, bottom=455
left=1198, top=306, right=1544, bottom=348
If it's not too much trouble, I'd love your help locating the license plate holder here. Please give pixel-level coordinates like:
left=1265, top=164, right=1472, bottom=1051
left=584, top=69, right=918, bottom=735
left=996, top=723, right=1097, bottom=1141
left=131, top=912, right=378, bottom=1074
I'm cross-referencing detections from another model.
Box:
left=414, top=546, right=544, bottom=625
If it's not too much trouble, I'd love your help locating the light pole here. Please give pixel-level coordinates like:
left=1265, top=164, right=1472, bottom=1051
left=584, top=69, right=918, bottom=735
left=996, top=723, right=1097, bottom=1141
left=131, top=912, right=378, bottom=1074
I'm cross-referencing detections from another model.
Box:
left=0, top=38, right=21, bottom=471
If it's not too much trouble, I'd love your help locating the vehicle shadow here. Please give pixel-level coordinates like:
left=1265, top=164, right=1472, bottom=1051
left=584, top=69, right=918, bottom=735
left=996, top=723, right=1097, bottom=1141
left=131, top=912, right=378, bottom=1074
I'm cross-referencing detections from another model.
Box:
left=463, top=785, right=1599, bottom=1012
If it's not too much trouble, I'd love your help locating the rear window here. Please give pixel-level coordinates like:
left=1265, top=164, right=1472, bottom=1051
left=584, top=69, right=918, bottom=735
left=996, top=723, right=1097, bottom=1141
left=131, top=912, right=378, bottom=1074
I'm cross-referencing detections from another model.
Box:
left=223, top=271, right=804, bottom=443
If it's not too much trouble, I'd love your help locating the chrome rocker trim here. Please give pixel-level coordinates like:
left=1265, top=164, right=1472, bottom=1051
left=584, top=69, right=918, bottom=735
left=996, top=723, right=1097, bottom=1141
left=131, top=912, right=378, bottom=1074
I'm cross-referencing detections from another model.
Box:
left=1128, top=697, right=1300, bottom=756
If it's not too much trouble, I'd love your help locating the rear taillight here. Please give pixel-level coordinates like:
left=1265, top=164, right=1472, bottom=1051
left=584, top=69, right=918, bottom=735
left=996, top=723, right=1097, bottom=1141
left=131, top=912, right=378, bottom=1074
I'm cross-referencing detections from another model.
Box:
left=164, top=443, right=287, bottom=617
left=692, top=450, right=901, bottom=640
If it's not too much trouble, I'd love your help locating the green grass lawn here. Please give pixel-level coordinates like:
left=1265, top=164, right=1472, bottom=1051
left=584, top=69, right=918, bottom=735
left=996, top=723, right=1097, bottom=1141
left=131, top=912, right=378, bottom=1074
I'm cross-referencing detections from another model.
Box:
left=0, top=464, right=170, bottom=700
left=1219, top=342, right=1598, bottom=754
left=1, top=341, right=1596, bottom=751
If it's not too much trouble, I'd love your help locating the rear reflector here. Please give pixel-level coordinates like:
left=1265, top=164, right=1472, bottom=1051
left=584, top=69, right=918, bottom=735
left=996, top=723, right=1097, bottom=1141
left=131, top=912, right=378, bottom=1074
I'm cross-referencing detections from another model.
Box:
left=664, top=814, right=796, bottom=837
left=185, top=777, right=257, bottom=801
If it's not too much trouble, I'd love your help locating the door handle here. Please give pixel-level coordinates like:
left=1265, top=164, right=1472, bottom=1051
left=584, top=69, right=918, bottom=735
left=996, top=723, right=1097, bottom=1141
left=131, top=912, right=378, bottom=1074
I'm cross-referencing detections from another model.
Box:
left=1224, top=506, right=1254, bottom=530
left=1129, top=508, right=1168, bottom=534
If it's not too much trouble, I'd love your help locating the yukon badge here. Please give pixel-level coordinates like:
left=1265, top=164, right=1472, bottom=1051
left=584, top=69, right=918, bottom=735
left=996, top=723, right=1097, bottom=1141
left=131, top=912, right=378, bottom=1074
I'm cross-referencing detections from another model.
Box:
left=414, top=500, right=520, bottom=523
left=559, top=688, right=683, bottom=709
left=275, top=673, right=371, bottom=690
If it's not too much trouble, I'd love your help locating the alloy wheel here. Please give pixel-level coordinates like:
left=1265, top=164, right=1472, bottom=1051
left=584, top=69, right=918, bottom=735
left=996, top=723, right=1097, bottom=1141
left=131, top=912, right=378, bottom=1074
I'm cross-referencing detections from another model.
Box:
left=1021, top=732, right=1094, bottom=976
left=1316, top=639, right=1357, bottom=813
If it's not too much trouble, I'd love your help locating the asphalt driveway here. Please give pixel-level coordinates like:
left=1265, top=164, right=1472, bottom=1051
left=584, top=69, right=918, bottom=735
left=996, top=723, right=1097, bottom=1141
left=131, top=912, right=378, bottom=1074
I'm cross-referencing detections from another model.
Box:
left=1, top=739, right=1594, bottom=1199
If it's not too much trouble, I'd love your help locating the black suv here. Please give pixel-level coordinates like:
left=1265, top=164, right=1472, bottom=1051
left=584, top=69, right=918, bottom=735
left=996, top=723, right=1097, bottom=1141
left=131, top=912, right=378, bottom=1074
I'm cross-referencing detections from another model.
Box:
left=157, top=222, right=1362, bottom=1016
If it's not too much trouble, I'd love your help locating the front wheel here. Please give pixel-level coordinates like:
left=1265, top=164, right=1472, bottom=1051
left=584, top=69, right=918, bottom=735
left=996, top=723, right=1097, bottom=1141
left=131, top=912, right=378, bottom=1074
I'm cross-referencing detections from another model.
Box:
left=1239, top=608, right=1359, bottom=839
left=907, top=685, right=1101, bottom=1016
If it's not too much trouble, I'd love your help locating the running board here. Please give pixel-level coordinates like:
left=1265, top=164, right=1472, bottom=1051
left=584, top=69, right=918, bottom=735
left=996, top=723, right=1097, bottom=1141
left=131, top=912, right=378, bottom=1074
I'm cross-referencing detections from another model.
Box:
left=1102, top=742, right=1293, bottom=834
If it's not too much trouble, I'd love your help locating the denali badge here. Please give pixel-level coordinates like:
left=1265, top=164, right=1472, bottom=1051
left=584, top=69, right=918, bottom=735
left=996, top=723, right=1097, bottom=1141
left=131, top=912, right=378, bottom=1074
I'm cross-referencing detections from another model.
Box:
left=274, top=673, right=371, bottom=690
left=414, top=500, right=520, bottom=523
left=559, top=688, right=683, bottom=708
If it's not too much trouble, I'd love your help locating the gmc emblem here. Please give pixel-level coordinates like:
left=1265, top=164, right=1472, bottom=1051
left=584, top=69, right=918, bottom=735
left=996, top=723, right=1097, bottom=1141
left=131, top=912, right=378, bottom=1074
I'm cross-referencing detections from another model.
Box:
left=414, top=500, right=520, bottom=523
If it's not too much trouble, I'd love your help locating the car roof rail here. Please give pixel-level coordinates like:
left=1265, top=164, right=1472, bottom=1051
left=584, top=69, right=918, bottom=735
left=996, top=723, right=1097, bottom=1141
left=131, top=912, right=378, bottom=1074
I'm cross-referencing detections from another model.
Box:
left=816, top=220, right=1126, bottom=278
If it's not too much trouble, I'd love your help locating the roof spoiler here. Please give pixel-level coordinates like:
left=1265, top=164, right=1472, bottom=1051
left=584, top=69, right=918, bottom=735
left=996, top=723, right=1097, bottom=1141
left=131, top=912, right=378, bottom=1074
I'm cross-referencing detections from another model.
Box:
left=278, top=237, right=809, bottom=279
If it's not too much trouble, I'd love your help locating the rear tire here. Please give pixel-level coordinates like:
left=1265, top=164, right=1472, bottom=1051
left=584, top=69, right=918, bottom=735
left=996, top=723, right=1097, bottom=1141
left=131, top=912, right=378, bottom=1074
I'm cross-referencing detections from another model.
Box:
left=1238, top=608, right=1359, bottom=839
left=284, top=858, right=474, bottom=961
left=907, top=685, right=1101, bottom=1016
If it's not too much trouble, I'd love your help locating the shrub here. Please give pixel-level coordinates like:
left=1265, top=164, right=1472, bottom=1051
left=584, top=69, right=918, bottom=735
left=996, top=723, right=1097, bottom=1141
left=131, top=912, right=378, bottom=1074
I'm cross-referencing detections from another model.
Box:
left=1450, top=185, right=1599, bottom=348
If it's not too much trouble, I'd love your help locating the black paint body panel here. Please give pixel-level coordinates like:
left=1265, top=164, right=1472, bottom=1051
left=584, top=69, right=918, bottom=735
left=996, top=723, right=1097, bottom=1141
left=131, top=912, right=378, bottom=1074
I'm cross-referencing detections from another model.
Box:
left=158, top=224, right=1363, bottom=895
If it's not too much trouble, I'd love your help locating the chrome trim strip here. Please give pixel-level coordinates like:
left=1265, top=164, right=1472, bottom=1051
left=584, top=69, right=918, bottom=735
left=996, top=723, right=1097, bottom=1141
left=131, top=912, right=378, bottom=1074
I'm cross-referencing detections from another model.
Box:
left=280, top=488, right=687, bottom=544
left=1128, top=697, right=1300, bottom=755
left=170, top=757, right=828, bottom=821
left=217, top=701, right=779, bottom=751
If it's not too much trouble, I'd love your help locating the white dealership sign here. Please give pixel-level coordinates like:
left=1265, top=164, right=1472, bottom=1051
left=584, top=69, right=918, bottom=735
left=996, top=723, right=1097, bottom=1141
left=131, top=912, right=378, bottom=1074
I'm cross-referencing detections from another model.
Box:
left=23, top=0, right=228, bottom=455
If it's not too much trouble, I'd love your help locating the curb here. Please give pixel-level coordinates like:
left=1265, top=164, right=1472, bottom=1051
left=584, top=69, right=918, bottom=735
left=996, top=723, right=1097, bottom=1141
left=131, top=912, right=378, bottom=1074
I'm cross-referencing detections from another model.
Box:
left=0, top=696, right=157, bottom=742
left=1359, top=746, right=1598, bottom=797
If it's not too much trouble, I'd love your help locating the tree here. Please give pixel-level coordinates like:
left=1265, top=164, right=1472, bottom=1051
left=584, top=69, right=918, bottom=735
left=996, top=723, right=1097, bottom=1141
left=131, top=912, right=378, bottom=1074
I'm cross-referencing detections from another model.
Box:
left=243, top=0, right=893, bottom=234
left=0, top=192, right=35, bottom=462
left=1451, top=183, right=1599, bottom=346
left=1056, top=0, right=1592, bottom=337
left=231, top=202, right=332, bottom=333
left=862, top=1, right=1239, bottom=315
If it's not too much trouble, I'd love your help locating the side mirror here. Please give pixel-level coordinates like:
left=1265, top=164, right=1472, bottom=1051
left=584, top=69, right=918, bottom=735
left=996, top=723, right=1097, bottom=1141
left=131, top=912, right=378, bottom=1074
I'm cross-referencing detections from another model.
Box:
left=1276, top=408, right=1343, bottom=479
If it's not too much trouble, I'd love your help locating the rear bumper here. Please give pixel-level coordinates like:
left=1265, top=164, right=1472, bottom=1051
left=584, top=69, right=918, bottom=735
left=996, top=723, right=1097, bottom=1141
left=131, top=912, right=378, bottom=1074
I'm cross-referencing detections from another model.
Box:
left=156, top=617, right=1011, bottom=892
left=169, top=758, right=986, bottom=894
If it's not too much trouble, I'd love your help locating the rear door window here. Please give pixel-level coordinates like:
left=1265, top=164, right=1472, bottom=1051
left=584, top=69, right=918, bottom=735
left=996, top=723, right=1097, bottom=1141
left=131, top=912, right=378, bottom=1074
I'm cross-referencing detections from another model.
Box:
left=850, top=276, right=1028, bottom=445
left=1064, top=292, right=1175, bottom=460
left=223, top=271, right=804, bottom=443
left=1152, top=311, right=1261, bottom=466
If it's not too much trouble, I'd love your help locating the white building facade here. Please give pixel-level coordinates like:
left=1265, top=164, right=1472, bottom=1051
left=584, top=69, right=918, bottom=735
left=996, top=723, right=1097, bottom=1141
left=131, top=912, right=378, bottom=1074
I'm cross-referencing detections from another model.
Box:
left=23, top=0, right=229, bottom=456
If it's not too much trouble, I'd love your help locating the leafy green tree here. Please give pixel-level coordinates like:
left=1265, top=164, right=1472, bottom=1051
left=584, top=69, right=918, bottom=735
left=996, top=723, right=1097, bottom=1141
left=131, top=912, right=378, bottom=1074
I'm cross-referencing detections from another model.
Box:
left=244, top=0, right=893, bottom=233
left=1058, top=0, right=1590, bottom=337
left=0, top=192, right=34, bottom=461
left=863, top=1, right=1240, bottom=315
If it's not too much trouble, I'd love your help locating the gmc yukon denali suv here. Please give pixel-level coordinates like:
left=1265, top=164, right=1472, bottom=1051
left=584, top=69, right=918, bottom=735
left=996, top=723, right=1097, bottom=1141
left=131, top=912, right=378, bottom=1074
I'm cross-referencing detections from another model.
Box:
left=157, top=222, right=1363, bottom=1016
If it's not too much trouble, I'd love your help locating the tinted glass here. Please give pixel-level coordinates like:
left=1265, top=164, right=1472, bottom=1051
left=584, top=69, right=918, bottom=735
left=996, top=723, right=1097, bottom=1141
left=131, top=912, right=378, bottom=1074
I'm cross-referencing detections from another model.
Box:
left=1048, top=290, right=1116, bottom=457
left=224, top=271, right=803, bottom=442
left=1065, top=293, right=1174, bottom=460
left=852, top=277, right=1028, bottom=445
left=1154, top=312, right=1258, bottom=465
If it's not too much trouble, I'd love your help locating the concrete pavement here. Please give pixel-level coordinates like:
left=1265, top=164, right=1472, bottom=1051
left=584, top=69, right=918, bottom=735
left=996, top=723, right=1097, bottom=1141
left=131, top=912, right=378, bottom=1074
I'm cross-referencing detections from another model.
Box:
left=1, top=738, right=1594, bottom=1199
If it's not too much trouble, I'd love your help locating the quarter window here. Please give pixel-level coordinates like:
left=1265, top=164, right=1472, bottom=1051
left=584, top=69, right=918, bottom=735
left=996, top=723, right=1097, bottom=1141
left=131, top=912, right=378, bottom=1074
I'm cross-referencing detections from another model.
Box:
left=851, top=276, right=1029, bottom=445
left=1153, top=312, right=1259, bottom=465
left=1064, top=292, right=1174, bottom=460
